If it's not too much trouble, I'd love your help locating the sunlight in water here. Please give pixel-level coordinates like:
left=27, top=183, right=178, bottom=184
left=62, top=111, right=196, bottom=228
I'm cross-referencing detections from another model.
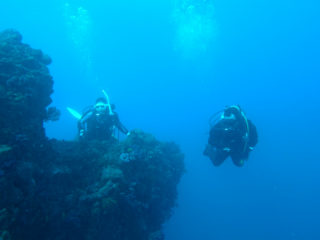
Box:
left=173, top=0, right=217, bottom=57
left=63, top=2, right=92, bottom=69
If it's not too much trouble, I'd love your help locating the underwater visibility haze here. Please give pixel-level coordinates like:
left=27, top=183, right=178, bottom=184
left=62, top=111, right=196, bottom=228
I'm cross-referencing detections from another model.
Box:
left=1, top=0, right=320, bottom=239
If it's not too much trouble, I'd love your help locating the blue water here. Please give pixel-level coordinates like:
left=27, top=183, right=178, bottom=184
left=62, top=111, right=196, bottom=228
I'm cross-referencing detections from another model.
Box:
left=1, top=0, right=320, bottom=239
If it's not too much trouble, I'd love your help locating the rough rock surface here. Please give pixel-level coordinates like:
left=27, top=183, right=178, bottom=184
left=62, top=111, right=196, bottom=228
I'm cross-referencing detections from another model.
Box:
left=0, top=29, right=185, bottom=240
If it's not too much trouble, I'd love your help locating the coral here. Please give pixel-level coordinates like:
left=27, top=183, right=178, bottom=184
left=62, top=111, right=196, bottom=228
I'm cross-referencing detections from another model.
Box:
left=45, top=107, right=61, bottom=121
left=0, top=30, right=185, bottom=240
left=0, top=29, right=55, bottom=146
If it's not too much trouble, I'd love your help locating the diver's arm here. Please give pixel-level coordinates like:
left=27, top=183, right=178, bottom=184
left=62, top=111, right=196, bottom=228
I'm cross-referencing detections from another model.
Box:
left=113, top=113, right=129, bottom=135
left=248, top=120, right=258, bottom=148
left=118, top=122, right=129, bottom=135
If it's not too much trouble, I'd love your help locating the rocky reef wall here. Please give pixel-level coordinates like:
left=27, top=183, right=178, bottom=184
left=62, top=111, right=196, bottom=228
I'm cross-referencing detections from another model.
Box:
left=0, top=30, right=185, bottom=240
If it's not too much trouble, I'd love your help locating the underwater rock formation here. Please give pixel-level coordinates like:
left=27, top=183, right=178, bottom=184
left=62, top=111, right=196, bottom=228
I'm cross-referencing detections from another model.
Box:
left=0, top=29, right=184, bottom=240
left=0, top=29, right=53, bottom=147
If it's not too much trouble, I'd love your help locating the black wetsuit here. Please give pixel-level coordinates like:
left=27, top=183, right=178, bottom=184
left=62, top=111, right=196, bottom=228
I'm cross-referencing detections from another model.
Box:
left=204, top=107, right=258, bottom=167
left=78, top=109, right=128, bottom=141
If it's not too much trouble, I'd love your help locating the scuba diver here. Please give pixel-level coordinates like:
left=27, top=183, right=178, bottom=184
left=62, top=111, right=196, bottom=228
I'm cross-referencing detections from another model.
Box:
left=203, top=105, right=258, bottom=167
left=78, top=97, right=129, bottom=141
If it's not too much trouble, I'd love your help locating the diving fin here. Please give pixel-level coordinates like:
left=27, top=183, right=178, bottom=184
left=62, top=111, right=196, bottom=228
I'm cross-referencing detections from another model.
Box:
left=67, top=107, right=82, bottom=120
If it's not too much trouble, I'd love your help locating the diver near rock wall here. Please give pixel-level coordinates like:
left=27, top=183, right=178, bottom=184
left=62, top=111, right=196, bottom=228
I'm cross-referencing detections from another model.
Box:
left=78, top=97, right=129, bottom=141
left=0, top=29, right=185, bottom=240
left=204, top=105, right=258, bottom=167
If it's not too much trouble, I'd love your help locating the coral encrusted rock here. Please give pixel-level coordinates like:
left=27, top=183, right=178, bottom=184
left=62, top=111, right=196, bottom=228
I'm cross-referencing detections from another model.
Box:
left=0, top=29, right=184, bottom=240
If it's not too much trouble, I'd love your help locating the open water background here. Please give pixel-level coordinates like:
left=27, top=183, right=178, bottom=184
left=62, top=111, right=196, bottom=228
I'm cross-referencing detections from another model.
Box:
left=1, top=0, right=320, bottom=239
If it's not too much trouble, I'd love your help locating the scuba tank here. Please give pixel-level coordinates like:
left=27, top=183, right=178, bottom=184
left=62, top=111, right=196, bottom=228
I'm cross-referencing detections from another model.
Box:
left=226, top=105, right=250, bottom=155
left=209, top=105, right=250, bottom=155
left=208, top=110, right=224, bottom=127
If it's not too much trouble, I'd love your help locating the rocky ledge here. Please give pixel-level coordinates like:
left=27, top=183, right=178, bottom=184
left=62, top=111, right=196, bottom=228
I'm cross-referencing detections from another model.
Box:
left=0, top=29, right=185, bottom=240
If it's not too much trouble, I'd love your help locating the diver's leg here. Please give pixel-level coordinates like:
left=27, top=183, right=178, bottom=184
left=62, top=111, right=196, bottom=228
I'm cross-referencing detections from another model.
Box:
left=212, top=149, right=229, bottom=166
left=204, top=145, right=228, bottom=166
left=203, top=144, right=212, bottom=157
left=231, top=154, right=245, bottom=167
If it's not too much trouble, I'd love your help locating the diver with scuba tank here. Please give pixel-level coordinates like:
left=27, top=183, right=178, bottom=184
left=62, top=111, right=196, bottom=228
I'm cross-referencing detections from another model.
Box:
left=78, top=96, right=129, bottom=141
left=203, top=105, right=258, bottom=167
